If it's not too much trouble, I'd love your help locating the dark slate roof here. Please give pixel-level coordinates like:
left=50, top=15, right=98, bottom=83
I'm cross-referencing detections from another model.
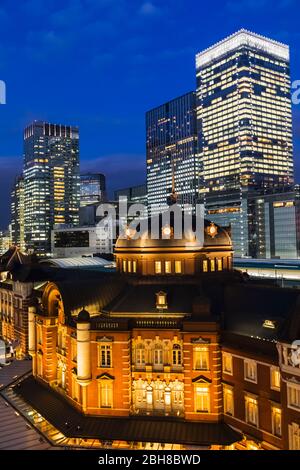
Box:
left=0, top=246, right=32, bottom=272
left=223, top=283, right=299, bottom=341
left=55, top=274, right=126, bottom=316
left=12, top=264, right=108, bottom=283
left=15, top=376, right=241, bottom=446
left=105, top=281, right=203, bottom=315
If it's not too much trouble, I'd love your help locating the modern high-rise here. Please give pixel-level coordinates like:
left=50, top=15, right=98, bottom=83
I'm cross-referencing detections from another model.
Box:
left=196, top=30, right=294, bottom=256
left=247, top=187, right=300, bottom=259
left=114, top=183, right=147, bottom=206
left=23, top=121, right=80, bottom=256
left=146, top=92, right=198, bottom=214
left=80, top=173, right=106, bottom=207
left=11, top=175, right=25, bottom=251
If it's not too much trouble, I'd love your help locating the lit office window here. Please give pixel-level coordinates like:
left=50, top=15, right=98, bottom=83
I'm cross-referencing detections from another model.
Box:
left=175, top=260, right=182, bottom=274
left=244, top=359, right=257, bottom=383
left=223, top=352, right=233, bottom=375
left=155, top=261, right=162, bottom=274
left=224, top=385, right=234, bottom=416
left=195, top=385, right=210, bottom=412
left=133, top=260, right=137, bottom=273
left=270, top=367, right=280, bottom=391
left=272, top=407, right=282, bottom=437
left=245, top=395, right=259, bottom=427
left=99, top=380, right=113, bottom=408
left=194, top=347, right=209, bottom=370
left=165, top=261, right=171, bottom=274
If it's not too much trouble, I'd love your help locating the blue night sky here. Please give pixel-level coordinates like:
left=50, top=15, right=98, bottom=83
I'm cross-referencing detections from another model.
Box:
left=0, top=0, right=299, bottom=229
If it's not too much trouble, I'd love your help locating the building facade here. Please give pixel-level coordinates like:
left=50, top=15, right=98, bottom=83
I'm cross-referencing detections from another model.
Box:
left=51, top=224, right=114, bottom=258
left=14, top=213, right=299, bottom=449
left=80, top=173, right=106, bottom=207
left=247, top=188, right=300, bottom=259
left=0, top=230, right=11, bottom=256
left=11, top=175, right=25, bottom=252
left=196, top=30, right=294, bottom=256
left=114, top=183, right=147, bottom=207
left=23, top=121, right=80, bottom=256
left=146, top=92, right=198, bottom=215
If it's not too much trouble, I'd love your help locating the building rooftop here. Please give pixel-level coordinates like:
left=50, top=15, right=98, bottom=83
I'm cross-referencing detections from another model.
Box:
left=196, top=29, right=289, bottom=68
left=40, top=257, right=115, bottom=269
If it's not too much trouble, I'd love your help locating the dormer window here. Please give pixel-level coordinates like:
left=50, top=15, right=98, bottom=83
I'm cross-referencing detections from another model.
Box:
left=263, top=319, right=276, bottom=329
left=156, top=291, right=167, bottom=310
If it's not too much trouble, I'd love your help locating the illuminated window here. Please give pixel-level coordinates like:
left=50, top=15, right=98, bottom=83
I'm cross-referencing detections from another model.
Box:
left=71, top=338, right=77, bottom=362
left=155, top=261, right=162, bottom=274
left=223, top=352, right=233, bottom=375
left=127, top=260, right=132, bottom=273
left=203, top=260, right=208, bottom=272
left=223, top=385, right=234, bottom=416
left=122, top=260, right=127, bottom=272
left=153, top=344, right=163, bottom=366
left=244, top=359, right=257, bottom=383
left=194, top=347, right=209, bottom=370
left=156, top=291, right=167, bottom=309
left=270, top=367, right=280, bottom=391
left=98, top=344, right=112, bottom=368
left=289, top=423, right=300, bottom=450
left=37, top=354, right=43, bottom=376
left=133, top=260, right=137, bottom=273
left=136, top=344, right=145, bottom=366
left=195, top=385, right=210, bottom=412
left=37, top=324, right=43, bottom=345
left=165, top=261, right=171, bottom=274
left=287, top=383, right=300, bottom=410
left=245, top=395, right=258, bottom=427
left=210, top=259, right=215, bottom=272
left=72, top=374, right=79, bottom=401
left=99, top=380, right=113, bottom=408
left=217, top=259, right=222, bottom=271
left=172, top=344, right=182, bottom=366
left=175, top=260, right=182, bottom=274
left=272, top=406, right=282, bottom=437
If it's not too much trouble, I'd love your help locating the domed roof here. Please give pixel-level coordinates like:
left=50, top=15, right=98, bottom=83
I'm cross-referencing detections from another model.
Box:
left=77, top=308, right=90, bottom=323
left=115, top=211, right=231, bottom=252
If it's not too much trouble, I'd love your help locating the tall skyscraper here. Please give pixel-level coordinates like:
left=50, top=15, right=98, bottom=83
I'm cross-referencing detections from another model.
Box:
left=196, top=30, right=294, bottom=255
left=80, top=173, right=106, bottom=207
left=146, top=92, right=198, bottom=214
left=23, top=121, right=80, bottom=256
left=11, top=175, right=25, bottom=251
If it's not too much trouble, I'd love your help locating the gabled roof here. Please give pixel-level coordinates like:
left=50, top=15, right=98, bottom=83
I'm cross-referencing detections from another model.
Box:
left=0, top=246, right=31, bottom=272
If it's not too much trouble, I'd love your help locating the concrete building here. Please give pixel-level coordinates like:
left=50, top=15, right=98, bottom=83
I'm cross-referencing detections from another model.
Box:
left=51, top=224, right=114, bottom=258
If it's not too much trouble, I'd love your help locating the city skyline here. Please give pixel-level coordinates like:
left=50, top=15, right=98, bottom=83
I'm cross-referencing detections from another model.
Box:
left=1, top=1, right=300, bottom=229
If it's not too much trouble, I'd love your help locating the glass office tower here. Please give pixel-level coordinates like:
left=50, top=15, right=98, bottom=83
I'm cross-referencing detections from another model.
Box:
left=146, top=92, right=198, bottom=215
left=11, top=175, right=25, bottom=251
left=23, top=121, right=80, bottom=256
left=80, top=173, right=106, bottom=207
left=196, top=30, right=294, bottom=256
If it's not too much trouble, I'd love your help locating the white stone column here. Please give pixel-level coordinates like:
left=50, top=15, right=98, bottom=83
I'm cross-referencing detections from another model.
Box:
left=28, top=306, right=37, bottom=376
left=77, top=318, right=92, bottom=388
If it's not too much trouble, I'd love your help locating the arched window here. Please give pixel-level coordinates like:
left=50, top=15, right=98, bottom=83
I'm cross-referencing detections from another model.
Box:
left=172, top=344, right=182, bottom=366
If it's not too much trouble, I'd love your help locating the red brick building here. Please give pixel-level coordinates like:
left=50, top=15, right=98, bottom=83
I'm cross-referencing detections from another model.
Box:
left=4, top=216, right=300, bottom=449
